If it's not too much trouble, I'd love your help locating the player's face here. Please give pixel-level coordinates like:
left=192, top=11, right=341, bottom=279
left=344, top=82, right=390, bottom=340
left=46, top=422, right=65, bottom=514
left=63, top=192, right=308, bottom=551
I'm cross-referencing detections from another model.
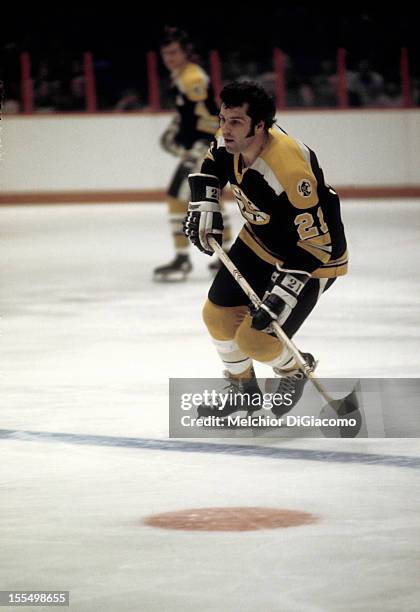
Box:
left=160, top=42, right=188, bottom=72
left=219, top=104, right=258, bottom=153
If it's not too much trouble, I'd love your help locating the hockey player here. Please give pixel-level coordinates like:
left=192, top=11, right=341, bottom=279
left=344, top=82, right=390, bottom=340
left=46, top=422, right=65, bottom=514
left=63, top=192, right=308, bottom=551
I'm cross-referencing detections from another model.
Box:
left=153, top=27, right=230, bottom=281
left=184, top=81, right=348, bottom=416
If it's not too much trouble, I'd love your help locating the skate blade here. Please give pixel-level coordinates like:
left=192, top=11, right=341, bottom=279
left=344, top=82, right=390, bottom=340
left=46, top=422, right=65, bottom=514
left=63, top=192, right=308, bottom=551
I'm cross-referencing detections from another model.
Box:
left=153, top=271, right=189, bottom=283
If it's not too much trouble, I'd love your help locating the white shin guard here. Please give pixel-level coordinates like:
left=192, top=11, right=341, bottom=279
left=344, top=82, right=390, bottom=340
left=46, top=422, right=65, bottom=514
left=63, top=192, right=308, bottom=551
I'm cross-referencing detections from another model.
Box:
left=212, top=338, right=252, bottom=375
left=265, top=344, right=297, bottom=372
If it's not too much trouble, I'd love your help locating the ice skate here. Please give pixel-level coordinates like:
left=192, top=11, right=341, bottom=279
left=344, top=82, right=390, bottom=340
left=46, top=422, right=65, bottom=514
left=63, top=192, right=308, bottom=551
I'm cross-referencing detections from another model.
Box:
left=270, top=353, right=317, bottom=417
left=197, top=367, right=262, bottom=419
left=153, top=254, right=192, bottom=282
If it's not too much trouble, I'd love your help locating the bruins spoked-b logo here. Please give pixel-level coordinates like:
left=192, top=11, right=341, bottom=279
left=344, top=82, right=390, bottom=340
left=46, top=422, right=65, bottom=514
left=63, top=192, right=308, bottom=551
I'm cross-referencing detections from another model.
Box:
left=231, top=185, right=270, bottom=225
left=297, top=179, right=312, bottom=198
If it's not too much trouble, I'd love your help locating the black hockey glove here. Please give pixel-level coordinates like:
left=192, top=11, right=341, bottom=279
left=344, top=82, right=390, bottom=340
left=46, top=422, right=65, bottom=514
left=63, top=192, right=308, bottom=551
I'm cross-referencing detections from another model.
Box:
left=251, top=266, right=311, bottom=331
left=183, top=173, right=223, bottom=256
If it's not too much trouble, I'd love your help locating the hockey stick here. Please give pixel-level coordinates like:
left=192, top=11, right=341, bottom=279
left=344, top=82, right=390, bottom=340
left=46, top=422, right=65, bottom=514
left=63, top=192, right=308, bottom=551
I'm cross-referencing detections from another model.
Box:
left=208, top=236, right=361, bottom=430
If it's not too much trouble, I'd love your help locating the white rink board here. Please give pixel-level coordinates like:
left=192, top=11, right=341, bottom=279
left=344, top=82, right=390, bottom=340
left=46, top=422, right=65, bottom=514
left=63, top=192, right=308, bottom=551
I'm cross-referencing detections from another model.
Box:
left=3, top=110, right=420, bottom=191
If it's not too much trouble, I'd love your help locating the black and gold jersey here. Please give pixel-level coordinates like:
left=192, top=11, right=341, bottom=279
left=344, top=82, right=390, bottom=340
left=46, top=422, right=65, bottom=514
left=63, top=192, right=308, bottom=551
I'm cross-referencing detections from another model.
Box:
left=201, top=125, right=348, bottom=278
left=171, top=62, right=219, bottom=150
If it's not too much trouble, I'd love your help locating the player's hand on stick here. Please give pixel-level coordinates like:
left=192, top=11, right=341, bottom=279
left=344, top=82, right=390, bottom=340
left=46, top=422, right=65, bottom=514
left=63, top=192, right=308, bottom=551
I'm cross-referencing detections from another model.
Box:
left=251, top=266, right=310, bottom=331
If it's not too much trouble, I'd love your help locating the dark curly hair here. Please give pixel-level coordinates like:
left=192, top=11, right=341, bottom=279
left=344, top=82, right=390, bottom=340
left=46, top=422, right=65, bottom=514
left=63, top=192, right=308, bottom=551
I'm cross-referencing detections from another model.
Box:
left=220, top=81, right=276, bottom=131
left=160, top=26, right=194, bottom=58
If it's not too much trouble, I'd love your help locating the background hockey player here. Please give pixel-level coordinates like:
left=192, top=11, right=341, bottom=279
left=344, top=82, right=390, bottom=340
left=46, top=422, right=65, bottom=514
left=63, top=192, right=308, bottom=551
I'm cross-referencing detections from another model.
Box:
left=184, top=81, right=348, bottom=416
left=154, top=26, right=231, bottom=281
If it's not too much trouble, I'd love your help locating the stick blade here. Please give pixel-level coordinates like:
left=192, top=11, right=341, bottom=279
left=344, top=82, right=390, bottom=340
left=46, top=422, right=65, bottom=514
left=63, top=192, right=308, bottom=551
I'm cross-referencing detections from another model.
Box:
left=320, top=387, right=362, bottom=438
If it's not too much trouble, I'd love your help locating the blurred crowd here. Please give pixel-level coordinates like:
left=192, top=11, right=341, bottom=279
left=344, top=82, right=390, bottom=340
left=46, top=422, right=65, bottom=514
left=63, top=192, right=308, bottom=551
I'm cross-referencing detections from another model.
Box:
left=3, top=6, right=419, bottom=112
left=221, top=54, right=419, bottom=109
left=2, top=46, right=419, bottom=113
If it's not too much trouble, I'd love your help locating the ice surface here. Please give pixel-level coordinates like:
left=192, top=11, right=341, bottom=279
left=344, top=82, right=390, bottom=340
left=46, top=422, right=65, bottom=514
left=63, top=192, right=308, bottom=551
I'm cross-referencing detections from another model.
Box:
left=1, top=200, right=420, bottom=611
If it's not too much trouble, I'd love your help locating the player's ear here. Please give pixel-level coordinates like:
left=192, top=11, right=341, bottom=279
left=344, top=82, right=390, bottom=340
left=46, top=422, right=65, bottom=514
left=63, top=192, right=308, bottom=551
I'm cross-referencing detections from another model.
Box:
left=256, top=120, right=265, bottom=133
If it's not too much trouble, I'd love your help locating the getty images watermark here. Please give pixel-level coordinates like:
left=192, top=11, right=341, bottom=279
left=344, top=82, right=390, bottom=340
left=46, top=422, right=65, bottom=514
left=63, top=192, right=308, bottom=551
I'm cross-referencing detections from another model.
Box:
left=169, top=378, right=420, bottom=438
left=179, top=389, right=357, bottom=429
left=169, top=378, right=374, bottom=438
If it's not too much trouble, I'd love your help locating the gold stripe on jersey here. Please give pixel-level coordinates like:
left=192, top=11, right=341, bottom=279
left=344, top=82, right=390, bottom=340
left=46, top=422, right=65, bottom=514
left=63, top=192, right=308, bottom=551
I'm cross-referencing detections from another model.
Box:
left=260, top=129, right=318, bottom=209
left=297, top=233, right=332, bottom=264
left=312, top=250, right=348, bottom=278
left=239, top=225, right=347, bottom=278
left=297, top=241, right=331, bottom=264
left=176, top=63, right=209, bottom=102
left=302, top=232, right=332, bottom=248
